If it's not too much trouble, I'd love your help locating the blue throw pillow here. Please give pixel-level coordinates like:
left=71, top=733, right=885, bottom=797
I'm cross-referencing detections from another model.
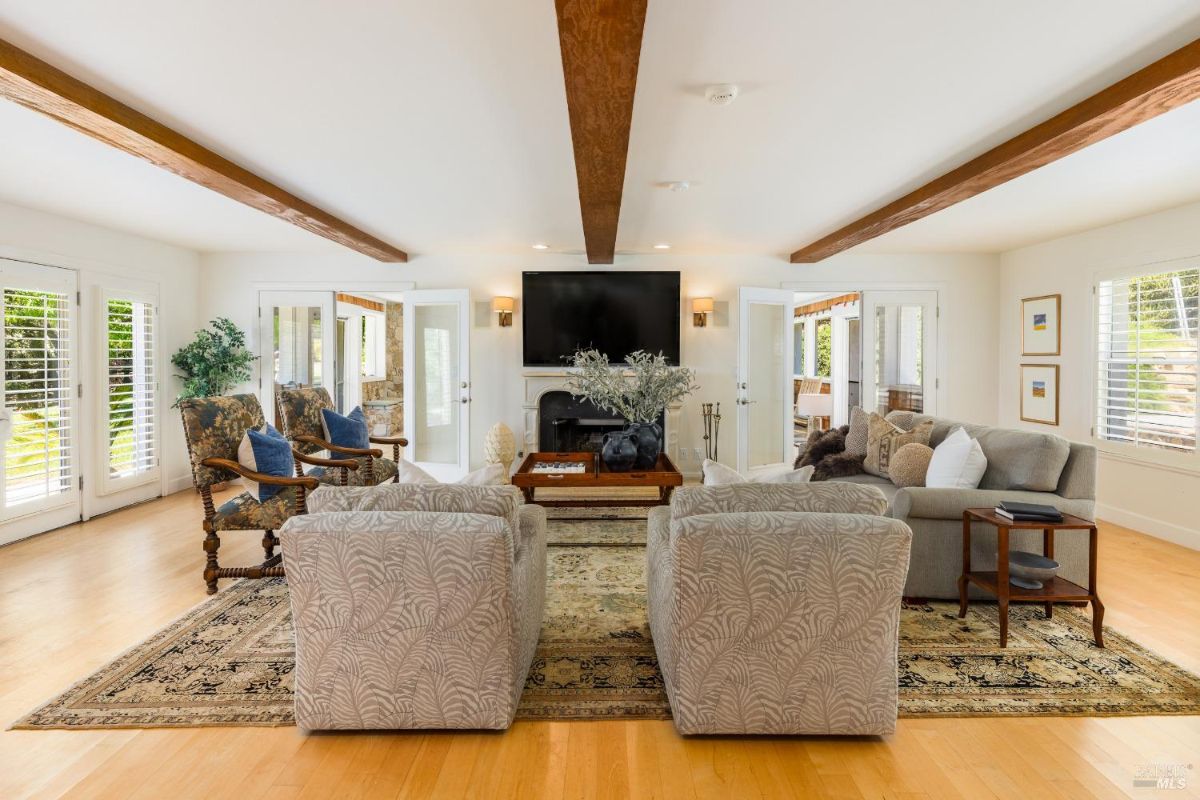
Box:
left=236, top=423, right=293, bottom=502
left=321, top=406, right=369, bottom=460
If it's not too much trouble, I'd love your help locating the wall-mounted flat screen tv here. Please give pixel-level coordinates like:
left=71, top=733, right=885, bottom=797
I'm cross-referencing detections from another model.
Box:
left=522, top=271, right=681, bottom=367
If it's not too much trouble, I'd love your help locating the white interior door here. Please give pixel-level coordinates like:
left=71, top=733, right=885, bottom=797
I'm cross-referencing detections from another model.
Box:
left=0, top=259, right=80, bottom=544
left=737, top=287, right=795, bottom=474
left=861, top=290, right=938, bottom=418
left=403, top=290, right=470, bottom=481
left=258, top=291, right=337, bottom=425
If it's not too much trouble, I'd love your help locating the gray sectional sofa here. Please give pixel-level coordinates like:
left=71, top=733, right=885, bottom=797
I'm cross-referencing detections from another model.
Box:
left=829, top=412, right=1097, bottom=599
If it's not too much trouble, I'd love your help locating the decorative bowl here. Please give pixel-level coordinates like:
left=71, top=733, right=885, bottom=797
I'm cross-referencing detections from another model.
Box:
left=1008, top=550, right=1059, bottom=590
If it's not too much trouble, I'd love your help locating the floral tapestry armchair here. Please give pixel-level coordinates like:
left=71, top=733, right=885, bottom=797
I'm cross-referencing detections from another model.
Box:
left=276, top=386, right=406, bottom=485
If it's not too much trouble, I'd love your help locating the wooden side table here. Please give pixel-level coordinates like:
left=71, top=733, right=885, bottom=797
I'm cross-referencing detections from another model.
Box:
left=959, top=508, right=1104, bottom=648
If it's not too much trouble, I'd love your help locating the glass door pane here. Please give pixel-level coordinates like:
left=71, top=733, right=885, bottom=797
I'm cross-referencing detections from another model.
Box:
left=404, top=290, right=470, bottom=480
left=862, top=291, right=938, bottom=419
left=0, top=259, right=80, bottom=540
left=258, top=291, right=336, bottom=426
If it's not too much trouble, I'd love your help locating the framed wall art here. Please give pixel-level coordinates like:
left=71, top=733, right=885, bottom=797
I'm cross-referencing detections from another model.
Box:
left=1020, top=363, right=1059, bottom=426
left=1021, top=294, right=1061, bottom=356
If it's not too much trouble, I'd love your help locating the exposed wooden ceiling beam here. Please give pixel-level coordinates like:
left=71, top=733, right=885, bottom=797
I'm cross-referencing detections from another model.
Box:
left=0, top=38, right=408, bottom=262
left=790, top=37, right=1200, bottom=263
left=555, top=0, right=647, bottom=264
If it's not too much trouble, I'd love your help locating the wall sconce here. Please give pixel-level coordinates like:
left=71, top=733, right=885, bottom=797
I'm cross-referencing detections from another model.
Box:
left=692, top=297, right=714, bottom=327
left=492, top=296, right=515, bottom=327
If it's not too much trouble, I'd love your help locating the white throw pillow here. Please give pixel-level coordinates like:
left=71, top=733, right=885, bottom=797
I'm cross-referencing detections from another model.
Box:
left=925, top=427, right=987, bottom=489
left=702, top=459, right=815, bottom=486
left=394, top=458, right=507, bottom=486
left=457, top=462, right=507, bottom=486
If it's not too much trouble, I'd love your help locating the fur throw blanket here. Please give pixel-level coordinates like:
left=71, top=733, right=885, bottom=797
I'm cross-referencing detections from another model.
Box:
left=795, top=425, right=866, bottom=481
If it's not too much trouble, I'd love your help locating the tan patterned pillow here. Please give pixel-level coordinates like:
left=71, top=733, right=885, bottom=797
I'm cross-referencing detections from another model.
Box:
left=864, top=413, right=933, bottom=478
left=889, top=443, right=933, bottom=487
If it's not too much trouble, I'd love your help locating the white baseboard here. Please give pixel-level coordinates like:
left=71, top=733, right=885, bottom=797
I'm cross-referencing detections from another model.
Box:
left=167, top=474, right=194, bottom=495
left=1096, top=503, right=1200, bottom=551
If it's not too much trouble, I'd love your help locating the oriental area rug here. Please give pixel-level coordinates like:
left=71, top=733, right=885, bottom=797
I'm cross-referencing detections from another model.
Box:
left=13, top=507, right=1200, bottom=729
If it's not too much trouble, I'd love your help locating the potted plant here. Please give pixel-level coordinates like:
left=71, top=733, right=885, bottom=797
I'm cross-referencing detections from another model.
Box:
left=567, top=349, right=698, bottom=470
left=171, top=317, right=256, bottom=407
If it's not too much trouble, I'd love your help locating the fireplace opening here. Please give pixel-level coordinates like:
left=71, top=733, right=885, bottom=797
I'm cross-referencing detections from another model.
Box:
left=537, top=391, right=664, bottom=453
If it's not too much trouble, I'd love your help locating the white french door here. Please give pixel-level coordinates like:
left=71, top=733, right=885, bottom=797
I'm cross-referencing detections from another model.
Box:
left=0, top=259, right=80, bottom=544
left=861, top=290, right=939, bottom=418
left=736, top=287, right=795, bottom=474
left=258, top=291, right=337, bottom=426
left=403, top=290, right=470, bottom=481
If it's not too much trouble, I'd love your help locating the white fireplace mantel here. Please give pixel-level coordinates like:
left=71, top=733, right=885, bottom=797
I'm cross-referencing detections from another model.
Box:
left=522, top=371, right=681, bottom=462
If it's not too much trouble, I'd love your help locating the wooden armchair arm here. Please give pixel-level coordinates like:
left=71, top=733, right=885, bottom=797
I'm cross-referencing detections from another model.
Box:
left=293, top=451, right=360, bottom=470
left=294, top=435, right=383, bottom=459
left=369, top=435, right=408, bottom=446
left=201, top=457, right=320, bottom=490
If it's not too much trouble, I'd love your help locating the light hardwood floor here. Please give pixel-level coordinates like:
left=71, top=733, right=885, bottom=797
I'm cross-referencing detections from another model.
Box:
left=1, top=487, right=1199, bottom=799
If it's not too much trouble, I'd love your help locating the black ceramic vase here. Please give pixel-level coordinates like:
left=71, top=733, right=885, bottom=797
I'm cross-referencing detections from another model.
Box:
left=626, top=422, right=663, bottom=469
left=600, top=431, right=638, bottom=472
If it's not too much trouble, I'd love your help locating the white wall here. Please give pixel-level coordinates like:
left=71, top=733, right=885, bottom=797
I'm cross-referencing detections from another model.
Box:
left=200, top=250, right=1000, bottom=476
left=999, top=200, right=1200, bottom=550
left=0, top=201, right=202, bottom=510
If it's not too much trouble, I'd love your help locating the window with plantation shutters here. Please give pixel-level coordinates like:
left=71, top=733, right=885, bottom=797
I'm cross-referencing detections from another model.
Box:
left=103, top=295, right=158, bottom=489
left=3, top=287, right=74, bottom=507
left=1096, top=267, right=1198, bottom=454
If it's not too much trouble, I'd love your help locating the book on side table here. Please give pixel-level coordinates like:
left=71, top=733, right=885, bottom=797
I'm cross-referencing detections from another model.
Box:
left=994, top=500, right=1063, bottom=523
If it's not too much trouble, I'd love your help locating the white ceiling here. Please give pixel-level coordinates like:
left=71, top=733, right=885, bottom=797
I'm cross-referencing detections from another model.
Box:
left=0, top=1, right=1199, bottom=259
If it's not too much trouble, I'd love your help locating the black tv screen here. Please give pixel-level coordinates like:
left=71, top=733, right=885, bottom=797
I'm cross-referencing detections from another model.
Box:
left=522, top=271, right=680, bottom=367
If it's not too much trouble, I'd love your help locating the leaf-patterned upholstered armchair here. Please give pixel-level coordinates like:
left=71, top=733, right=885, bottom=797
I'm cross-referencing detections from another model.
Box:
left=276, top=387, right=406, bottom=486
left=279, top=484, right=547, bottom=730
left=647, top=482, right=912, bottom=735
left=179, top=394, right=320, bottom=594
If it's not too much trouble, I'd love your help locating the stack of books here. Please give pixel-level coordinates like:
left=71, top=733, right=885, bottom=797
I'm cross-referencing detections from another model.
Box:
left=993, top=500, right=1063, bottom=523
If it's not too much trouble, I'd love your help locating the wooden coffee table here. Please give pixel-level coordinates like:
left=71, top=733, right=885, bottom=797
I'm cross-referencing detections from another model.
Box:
left=511, top=451, right=683, bottom=508
left=959, top=508, right=1103, bottom=648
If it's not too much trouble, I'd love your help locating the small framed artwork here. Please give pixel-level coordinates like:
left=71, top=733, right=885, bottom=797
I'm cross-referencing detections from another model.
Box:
left=1020, top=364, right=1059, bottom=426
left=1021, top=294, right=1061, bottom=356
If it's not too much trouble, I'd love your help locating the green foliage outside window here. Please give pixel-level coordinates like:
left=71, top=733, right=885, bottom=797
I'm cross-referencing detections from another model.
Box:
left=815, top=319, right=832, bottom=377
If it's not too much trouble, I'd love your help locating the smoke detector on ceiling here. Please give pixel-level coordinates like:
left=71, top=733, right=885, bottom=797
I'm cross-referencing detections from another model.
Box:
left=705, top=83, right=739, bottom=106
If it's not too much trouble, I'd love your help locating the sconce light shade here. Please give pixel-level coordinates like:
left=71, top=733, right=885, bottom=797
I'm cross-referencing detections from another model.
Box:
left=692, top=297, right=714, bottom=327
left=492, top=296, right=515, bottom=327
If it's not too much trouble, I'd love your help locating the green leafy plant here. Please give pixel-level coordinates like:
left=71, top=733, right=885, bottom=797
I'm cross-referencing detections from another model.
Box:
left=171, top=318, right=256, bottom=406
left=567, top=349, right=699, bottom=423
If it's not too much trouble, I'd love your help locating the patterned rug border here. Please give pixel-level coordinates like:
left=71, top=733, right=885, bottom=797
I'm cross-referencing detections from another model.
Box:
left=9, top=578, right=294, bottom=731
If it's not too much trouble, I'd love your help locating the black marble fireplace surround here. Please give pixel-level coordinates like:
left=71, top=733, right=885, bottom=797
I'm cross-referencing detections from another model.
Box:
left=537, top=391, right=664, bottom=453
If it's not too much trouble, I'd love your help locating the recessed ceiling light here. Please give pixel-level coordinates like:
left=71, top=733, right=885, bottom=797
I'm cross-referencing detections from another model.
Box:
left=667, top=181, right=690, bottom=192
left=532, top=243, right=549, bottom=250
left=654, top=243, right=671, bottom=250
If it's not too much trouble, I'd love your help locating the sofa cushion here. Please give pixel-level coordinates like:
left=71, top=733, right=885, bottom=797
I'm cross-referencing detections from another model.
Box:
left=844, top=406, right=870, bottom=456
left=864, top=414, right=933, bottom=478
left=886, top=412, right=1071, bottom=492
left=925, top=427, right=987, bottom=489
left=889, top=443, right=934, bottom=488
left=671, top=482, right=888, bottom=519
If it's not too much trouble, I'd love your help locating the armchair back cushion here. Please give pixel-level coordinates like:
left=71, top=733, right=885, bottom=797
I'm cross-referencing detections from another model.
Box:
left=886, top=412, right=1071, bottom=493
left=671, top=482, right=888, bottom=520
left=277, top=387, right=334, bottom=454
left=309, top=484, right=523, bottom=550
left=180, top=393, right=267, bottom=489
left=320, top=406, right=370, bottom=459
left=236, top=423, right=293, bottom=501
